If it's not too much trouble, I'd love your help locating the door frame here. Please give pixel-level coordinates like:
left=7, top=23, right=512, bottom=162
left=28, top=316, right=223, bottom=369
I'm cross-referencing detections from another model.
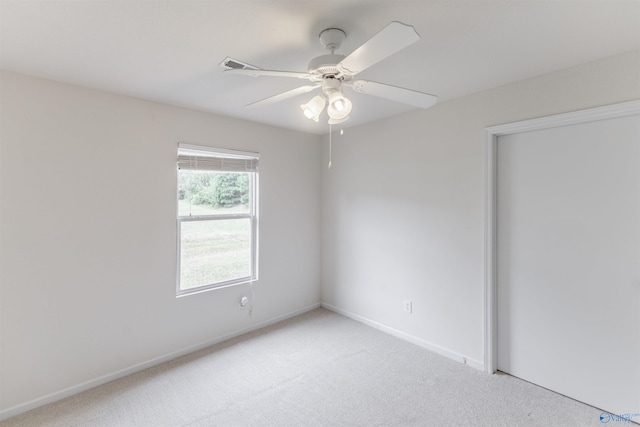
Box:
left=483, top=99, right=640, bottom=374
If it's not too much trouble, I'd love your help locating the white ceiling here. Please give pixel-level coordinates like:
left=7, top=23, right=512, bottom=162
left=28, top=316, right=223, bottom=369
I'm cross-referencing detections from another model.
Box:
left=1, top=0, right=639, bottom=134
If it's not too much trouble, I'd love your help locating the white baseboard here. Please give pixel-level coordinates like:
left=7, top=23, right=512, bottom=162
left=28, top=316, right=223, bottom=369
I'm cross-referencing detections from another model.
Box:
left=321, top=302, right=484, bottom=371
left=0, top=302, right=321, bottom=422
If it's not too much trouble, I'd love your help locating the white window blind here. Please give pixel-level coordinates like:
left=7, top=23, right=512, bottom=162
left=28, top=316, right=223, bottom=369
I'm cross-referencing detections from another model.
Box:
left=177, top=144, right=259, bottom=172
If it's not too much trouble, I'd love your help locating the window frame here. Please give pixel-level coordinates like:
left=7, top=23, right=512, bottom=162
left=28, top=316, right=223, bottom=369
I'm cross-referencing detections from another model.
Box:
left=176, top=145, right=259, bottom=297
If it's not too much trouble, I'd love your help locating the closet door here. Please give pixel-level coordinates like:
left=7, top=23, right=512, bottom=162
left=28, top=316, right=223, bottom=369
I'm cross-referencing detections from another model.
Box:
left=497, top=113, right=640, bottom=416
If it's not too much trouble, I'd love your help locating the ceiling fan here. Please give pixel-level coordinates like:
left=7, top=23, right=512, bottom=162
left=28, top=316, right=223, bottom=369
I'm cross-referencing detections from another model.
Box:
left=220, top=21, right=438, bottom=125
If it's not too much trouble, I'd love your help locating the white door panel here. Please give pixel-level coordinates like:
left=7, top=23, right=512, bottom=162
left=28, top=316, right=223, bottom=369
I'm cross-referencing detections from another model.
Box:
left=497, top=114, right=640, bottom=416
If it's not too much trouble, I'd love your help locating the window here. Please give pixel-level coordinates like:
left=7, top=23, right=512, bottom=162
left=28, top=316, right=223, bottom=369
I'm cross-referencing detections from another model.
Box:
left=176, top=144, right=258, bottom=296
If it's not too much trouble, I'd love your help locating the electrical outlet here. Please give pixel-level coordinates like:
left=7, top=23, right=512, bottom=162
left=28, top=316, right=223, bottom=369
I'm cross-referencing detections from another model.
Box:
left=403, top=300, right=412, bottom=313
left=238, top=296, right=249, bottom=310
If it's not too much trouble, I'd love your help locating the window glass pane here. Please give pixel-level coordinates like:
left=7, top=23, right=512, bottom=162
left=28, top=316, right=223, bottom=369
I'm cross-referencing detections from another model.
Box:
left=179, top=218, right=252, bottom=290
left=178, top=170, right=250, bottom=216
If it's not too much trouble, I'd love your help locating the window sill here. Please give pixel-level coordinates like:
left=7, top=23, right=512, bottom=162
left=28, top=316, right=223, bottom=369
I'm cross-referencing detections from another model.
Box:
left=176, top=278, right=256, bottom=298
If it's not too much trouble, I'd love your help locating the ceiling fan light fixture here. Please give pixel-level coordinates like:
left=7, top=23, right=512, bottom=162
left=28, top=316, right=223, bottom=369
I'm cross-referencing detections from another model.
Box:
left=333, top=98, right=346, bottom=112
left=301, top=95, right=326, bottom=122
left=327, top=92, right=352, bottom=120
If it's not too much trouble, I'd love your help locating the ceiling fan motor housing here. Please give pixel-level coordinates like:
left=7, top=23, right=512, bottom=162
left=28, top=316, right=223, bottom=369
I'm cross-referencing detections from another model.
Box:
left=307, top=54, right=346, bottom=77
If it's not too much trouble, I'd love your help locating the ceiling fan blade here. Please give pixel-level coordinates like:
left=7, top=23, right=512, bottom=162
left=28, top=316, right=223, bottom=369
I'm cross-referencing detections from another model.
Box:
left=225, top=69, right=314, bottom=80
left=246, top=85, right=320, bottom=108
left=338, top=21, right=420, bottom=75
left=351, top=80, right=437, bottom=109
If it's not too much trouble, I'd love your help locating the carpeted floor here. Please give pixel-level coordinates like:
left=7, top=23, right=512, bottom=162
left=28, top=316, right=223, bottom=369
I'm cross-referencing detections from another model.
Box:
left=1, top=308, right=609, bottom=426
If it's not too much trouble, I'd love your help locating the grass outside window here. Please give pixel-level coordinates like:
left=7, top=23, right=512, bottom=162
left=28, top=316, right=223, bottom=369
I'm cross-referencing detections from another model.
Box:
left=176, top=162, right=257, bottom=295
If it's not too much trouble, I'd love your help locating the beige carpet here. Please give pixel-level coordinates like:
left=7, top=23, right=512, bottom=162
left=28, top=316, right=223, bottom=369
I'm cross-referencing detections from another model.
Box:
left=1, top=308, right=610, bottom=426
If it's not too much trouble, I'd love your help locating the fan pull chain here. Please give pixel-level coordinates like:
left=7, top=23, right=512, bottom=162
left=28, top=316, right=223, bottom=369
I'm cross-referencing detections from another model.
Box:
left=328, top=123, right=332, bottom=169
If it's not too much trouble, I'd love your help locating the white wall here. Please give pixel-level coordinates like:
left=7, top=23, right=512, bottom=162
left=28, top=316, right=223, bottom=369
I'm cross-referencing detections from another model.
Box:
left=321, top=51, right=640, bottom=367
left=0, top=71, right=322, bottom=415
